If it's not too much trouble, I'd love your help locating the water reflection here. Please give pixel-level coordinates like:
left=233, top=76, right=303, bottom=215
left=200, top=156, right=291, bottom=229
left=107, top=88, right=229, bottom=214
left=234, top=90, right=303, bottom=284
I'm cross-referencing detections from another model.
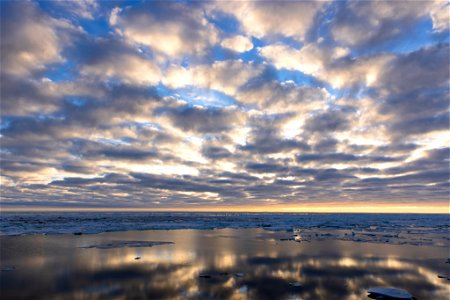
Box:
left=1, top=228, right=449, bottom=299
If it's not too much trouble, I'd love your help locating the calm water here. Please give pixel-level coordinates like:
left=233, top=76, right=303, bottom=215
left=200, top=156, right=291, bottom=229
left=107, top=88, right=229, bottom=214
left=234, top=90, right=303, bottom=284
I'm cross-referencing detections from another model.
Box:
left=1, top=228, right=449, bottom=299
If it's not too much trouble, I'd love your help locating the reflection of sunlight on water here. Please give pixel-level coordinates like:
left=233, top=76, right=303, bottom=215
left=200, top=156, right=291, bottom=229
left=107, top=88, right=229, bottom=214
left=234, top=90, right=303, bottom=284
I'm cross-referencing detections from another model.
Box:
left=146, top=249, right=197, bottom=263
left=172, top=264, right=202, bottom=283
left=302, top=256, right=450, bottom=298
left=28, top=255, right=48, bottom=268
left=2, top=229, right=449, bottom=300
left=338, top=257, right=359, bottom=267
left=376, top=257, right=448, bottom=291
left=214, top=253, right=236, bottom=268
left=417, top=266, right=450, bottom=293
left=271, top=268, right=302, bottom=280
left=76, top=248, right=196, bottom=269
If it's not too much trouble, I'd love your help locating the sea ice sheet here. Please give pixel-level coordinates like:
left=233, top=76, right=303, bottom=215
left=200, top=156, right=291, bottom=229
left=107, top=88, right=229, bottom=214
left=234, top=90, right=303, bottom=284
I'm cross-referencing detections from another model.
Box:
left=1, top=212, right=448, bottom=246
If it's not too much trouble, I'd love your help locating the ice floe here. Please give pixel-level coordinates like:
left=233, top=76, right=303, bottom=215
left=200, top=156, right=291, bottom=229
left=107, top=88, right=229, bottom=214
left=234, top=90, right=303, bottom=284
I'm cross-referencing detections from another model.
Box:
left=367, top=287, right=414, bottom=299
left=81, top=240, right=173, bottom=249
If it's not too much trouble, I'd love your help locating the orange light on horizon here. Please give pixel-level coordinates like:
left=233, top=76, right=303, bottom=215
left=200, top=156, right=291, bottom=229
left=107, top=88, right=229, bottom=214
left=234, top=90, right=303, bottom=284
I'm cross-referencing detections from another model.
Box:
left=1, top=202, right=448, bottom=214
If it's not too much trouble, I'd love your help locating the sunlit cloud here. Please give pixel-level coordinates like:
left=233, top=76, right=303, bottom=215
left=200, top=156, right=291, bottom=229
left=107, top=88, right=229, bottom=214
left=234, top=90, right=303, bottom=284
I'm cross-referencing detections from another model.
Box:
left=0, top=0, right=448, bottom=211
left=220, top=35, right=253, bottom=53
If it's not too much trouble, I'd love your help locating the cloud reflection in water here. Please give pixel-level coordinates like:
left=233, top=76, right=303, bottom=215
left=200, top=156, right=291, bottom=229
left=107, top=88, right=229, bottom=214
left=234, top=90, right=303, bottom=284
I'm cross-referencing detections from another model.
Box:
left=1, top=228, right=448, bottom=299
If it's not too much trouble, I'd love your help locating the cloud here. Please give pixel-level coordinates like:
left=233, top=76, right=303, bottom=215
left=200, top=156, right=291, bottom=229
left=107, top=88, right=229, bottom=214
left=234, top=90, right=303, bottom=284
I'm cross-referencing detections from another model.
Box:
left=0, top=77, right=61, bottom=116
left=304, top=110, right=351, bottom=133
left=378, top=44, right=449, bottom=97
left=260, top=42, right=393, bottom=89
left=82, top=53, right=160, bottom=85
left=312, top=138, right=339, bottom=152
left=313, top=168, right=357, bottom=182
left=201, top=145, right=232, bottom=160
left=212, top=1, right=326, bottom=41
left=241, top=139, right=309, bottom=155
left=0, top=1, right=64, bottom=76
left=237, top=80, right=330, bottom=114
left=387, top=112, right=449, bottom=137
left=51, top=0, right=99, bottom=20
left=220, top=35, right=253, bottom=52
left=296, top=153, right=402, bottom=164
left=331, top=0, right=444, bottom=48
left=239, top=114, right=310, bottom=155
left=431, top=2, right=450, bottom=32
left=156, top=105, right=245, bottom=134
left=89, top=146, right=158, bottom=162
left=110, top=2, right=218, bottom=57
left=376, top=44, right=450, bottom=137
left=259, top=43, right=325, bottom=75
left=76, top=38, right=161, bottom=85
left=0, top=0, right=448, bottom=209
left=130, top=172, right=223, bottom=195
left=163, top=60, right=264, bottom=96
left=246, top=162, right=289, bottom=174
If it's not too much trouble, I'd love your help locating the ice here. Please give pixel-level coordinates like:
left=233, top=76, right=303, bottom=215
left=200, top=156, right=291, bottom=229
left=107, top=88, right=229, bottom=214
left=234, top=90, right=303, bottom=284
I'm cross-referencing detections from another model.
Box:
left=1, top=212, right=448, bottom=246
left=80, top=240, right=173, bottom=249
left=367, top=287, right=413, bottom=299
left=289, top=282, right=302, bottom=288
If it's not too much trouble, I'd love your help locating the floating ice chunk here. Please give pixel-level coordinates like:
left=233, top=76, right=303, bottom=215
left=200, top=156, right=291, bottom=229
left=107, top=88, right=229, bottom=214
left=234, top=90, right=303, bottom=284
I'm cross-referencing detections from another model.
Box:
left=83, top=284, right=122, bottom=296
left=367, top=287, right=413, bottom=299
left=239, top=285, right=248, bottom=294
left=81, top=240, right=173, bottom=249
left=293, top=234, right=302, bottom=242
left=234, top=272, right=244, bottom=277
left=289, top=282, right=302, bottom=287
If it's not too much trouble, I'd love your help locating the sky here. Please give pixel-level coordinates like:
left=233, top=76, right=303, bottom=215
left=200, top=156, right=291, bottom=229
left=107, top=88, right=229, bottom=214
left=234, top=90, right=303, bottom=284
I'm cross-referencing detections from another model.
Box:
left=0, top=0, right=449, bottom=213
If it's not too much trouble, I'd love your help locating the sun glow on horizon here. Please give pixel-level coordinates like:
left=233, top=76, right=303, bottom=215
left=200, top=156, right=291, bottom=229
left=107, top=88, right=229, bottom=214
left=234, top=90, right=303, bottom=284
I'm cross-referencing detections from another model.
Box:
left=2, top=203, right=448, bottom=214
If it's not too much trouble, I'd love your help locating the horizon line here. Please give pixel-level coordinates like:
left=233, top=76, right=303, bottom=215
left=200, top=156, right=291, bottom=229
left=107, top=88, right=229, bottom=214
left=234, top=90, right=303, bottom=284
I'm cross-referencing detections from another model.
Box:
left=1, top=204, right=449, bottom=214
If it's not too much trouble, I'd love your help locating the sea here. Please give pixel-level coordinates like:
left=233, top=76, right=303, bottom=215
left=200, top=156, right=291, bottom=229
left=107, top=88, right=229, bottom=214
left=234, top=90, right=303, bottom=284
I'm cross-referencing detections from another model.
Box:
left=1, top=212, right=448, bottom=246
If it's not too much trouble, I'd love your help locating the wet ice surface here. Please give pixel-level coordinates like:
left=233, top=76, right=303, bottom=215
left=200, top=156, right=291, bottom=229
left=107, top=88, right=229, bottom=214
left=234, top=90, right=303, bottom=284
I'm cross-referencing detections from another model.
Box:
left=1, top=228, right=449, bottom=300
left=1, top=212, right=448, bottom=246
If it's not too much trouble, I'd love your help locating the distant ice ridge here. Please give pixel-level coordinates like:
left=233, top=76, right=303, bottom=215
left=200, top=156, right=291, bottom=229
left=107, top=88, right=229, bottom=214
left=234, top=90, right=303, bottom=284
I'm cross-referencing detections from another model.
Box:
left=0, top=212, right=448, bottom=246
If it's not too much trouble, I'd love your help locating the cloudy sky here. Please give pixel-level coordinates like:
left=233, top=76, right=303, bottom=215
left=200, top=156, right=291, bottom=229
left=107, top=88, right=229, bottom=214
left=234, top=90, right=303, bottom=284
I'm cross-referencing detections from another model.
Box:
left=1, top=0, right=449, bottom=212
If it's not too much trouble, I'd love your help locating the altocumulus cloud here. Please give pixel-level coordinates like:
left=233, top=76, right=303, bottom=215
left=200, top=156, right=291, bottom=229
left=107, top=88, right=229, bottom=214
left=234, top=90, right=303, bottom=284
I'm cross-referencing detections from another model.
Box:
left=0, top=0, right=449, bottom=209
